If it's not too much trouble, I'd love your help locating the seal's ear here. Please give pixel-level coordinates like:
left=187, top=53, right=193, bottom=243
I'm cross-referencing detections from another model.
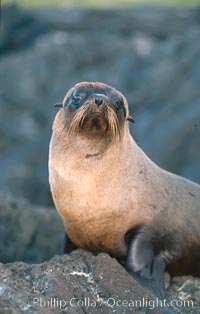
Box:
left=54, top=102, right=63, bottom=108
left=126, top=115, right=135, bottom=123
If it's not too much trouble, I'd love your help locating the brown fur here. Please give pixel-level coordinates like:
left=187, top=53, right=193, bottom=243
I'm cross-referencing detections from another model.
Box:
left=49, top=82, right=200, bottom=274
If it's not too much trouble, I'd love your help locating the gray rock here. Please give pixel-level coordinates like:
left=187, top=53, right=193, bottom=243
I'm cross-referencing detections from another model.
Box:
left=167, top=275, right=200, bottom=314
left=0, top=194, right=63, bottom=263
left=0, top=252, right=150, bottom=314
left=0, top=251, right=199, bottom=314
left=0, top=5, right=47, bottom=55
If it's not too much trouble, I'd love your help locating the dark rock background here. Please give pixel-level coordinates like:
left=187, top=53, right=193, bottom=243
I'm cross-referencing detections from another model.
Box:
left=0, top=5, right=200, bottom=314
left=0, top=194, right=63, bottom=263
left=0, top=5, right=200, bottom=206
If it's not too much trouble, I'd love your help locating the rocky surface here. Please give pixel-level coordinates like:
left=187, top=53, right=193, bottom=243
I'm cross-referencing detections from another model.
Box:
left=0, top=5, right=200, bottom=205
left=0, top=194, right=63, bottom=264
left=0, top=251, right=199, bottom=314
left=0, top=252, right=148, bottom=314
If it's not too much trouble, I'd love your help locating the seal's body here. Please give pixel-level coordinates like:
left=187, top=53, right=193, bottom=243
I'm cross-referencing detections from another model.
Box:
left=49, top=82, right=200, bottom=300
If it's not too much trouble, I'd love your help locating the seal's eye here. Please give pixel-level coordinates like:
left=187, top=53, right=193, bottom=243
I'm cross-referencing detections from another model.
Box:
left=69, top=93, right=83, bottom=109
left=72, top=95, right=82, bottom=103
left=114, top=99, right=123, bottom=110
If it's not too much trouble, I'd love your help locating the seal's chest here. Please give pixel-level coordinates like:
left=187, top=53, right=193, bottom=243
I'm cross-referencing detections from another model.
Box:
left=64, top=203, right=127, bottom=258
left=59, top=172, right=127, bottom=254
left=65, top=173, right=124, bottom=220
left=51, top=157, right=129, bottom=256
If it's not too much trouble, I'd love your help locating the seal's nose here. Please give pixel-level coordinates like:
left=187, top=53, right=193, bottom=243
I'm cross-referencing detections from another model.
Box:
left=94, top=96, right=104, bottom=106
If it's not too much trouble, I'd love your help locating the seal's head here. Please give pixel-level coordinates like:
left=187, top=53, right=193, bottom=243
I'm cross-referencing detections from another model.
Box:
left=55, top=82, right=133, bottom=143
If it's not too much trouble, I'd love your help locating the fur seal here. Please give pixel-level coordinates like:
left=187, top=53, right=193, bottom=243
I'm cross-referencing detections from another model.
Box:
left=49, top=81, right=200, bottom=302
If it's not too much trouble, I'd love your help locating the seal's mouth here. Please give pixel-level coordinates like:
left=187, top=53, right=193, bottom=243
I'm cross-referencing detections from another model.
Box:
left=80, top=111, right=108, bottom=132
left=68, top=102, right=121, bottom=142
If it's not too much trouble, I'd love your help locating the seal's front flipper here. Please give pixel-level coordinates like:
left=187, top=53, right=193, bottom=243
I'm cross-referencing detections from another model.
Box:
left=61, top=231, right=78, bottom=254
left=125, top=226, right=173, bottom=304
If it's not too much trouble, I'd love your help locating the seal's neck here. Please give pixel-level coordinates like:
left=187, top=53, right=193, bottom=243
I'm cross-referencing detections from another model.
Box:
left=67, top=132, right=122, bottom=159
